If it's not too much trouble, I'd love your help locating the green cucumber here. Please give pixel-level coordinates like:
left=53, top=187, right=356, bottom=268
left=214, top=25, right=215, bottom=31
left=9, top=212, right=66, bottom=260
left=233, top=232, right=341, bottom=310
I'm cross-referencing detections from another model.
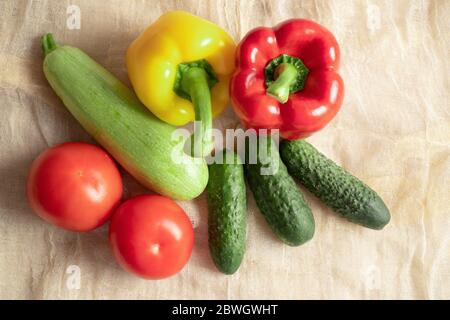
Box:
left=244, top=136, right=315, bottom=246
left=207, top=150, right=247, bottom=274
left=41, top=34, right=208, bottom=200
left=280, top=140, right=390, bottom=230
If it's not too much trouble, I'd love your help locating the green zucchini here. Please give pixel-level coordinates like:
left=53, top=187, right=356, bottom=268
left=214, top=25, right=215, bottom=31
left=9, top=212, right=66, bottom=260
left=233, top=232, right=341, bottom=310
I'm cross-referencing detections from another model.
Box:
left=41, top=34, right=208, bottom=200
left=280, top=139, right=390, bottom=230
left=244, top=136, right=315, bottom=246
left=207, top=150, right=247, bottom=274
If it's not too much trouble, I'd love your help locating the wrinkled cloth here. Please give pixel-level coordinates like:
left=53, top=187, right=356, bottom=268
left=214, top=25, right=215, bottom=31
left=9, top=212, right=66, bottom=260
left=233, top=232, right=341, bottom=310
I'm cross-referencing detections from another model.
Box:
left=0, top=0, right=449, bottom=299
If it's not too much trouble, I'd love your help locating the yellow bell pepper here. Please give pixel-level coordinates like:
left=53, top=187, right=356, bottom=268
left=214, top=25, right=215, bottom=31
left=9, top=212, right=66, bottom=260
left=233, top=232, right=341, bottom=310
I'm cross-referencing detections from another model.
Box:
left=126, top=11, right=236, bottom=156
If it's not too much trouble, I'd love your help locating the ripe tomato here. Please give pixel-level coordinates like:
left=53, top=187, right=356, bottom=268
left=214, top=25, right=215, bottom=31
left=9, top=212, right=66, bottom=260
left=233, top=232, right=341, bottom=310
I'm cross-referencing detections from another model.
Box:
left=27, top=142, right=123, bottom=232
left=109, top=195, right=194, bottom=279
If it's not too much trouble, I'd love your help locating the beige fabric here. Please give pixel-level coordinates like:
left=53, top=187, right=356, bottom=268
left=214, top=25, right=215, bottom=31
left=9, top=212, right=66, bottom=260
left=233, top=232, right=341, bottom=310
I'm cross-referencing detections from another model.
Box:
left=1, top=0, right=449, bottom=299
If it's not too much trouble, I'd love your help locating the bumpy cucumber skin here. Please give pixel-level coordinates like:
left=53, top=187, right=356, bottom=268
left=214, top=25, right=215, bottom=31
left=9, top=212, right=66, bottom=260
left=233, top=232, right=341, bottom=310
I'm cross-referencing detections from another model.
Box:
left=43, top=46, right=208, bottom=200
left=244, top=136, right=315, bottom=246
left=280, top=140, right=390, bottom=230
left=207, top=150, right=247, bottom=274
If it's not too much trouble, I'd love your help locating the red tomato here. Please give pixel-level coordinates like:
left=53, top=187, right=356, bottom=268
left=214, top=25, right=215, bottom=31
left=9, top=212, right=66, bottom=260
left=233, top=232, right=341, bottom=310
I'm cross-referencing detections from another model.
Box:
left=27, top=142, right=123, bottom=232
left=109, top=195, right=194, bottom=279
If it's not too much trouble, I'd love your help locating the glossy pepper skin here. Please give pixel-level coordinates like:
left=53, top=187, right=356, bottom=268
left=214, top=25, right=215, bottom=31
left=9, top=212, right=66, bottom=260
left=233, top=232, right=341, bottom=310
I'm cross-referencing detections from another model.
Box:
left=127, top=11, right=236, bottom=156
left=231, top=19, right=344, bottom=140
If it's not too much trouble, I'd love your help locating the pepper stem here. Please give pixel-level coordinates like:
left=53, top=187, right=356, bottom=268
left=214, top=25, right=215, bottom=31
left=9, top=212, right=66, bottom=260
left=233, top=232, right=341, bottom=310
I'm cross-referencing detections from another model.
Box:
left=266, top=63, right=299, bottom=103
left=41, top=33, right=59, bottom=56
left=180, top=67, right=213, bottom=157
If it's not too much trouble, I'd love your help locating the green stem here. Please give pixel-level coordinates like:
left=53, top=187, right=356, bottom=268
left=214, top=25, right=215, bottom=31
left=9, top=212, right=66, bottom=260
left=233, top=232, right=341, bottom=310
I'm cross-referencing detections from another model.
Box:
left=41, top=33, right=59, bottom=56
left=266, top=63, right=299, bottom=103
left=180, top=67, right=213, bottom=158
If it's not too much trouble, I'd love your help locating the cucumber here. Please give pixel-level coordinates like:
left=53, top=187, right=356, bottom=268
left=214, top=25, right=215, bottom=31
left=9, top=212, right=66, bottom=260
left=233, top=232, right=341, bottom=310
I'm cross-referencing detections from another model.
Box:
left=244, top=136, right=315, bottom=246
left=41, top=34, right=208, bottom=200
left=280, top=140, right=390, bottom=230
left=207, top=150, right=247, bottom=274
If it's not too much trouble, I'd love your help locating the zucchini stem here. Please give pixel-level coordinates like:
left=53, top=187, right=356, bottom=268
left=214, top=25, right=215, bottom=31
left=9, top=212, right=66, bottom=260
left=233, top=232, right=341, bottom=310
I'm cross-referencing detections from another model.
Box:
left=42, top=33, right=59, bottom=56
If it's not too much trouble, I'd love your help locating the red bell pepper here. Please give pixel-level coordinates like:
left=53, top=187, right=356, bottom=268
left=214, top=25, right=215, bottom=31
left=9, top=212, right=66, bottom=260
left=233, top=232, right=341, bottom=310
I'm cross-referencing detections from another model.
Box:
left=231, top=19, right=344, bottom=140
